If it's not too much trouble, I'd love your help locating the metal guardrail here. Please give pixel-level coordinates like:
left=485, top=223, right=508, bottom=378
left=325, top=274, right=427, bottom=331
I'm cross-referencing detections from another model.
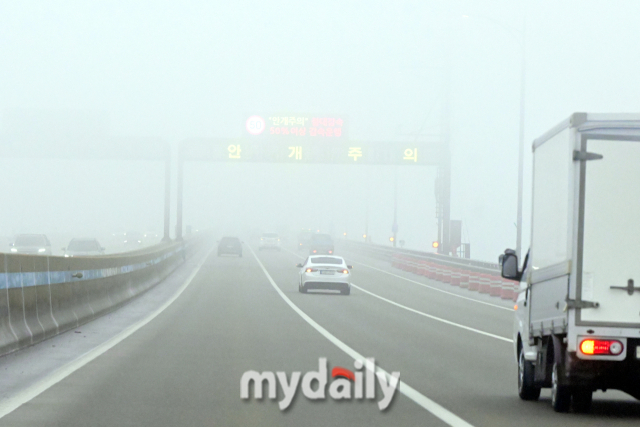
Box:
left=338, top=240, right=500, bottom=274
left=0, top=234, right=209, bottom=358
left=337, top=240, right=517, bottom=301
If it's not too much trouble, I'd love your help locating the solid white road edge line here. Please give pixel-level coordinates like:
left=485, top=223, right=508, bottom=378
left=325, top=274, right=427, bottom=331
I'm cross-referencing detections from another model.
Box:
left=249, top=245, right=474, bottom=427
left=282, top=247, right=512, bottom=343
left=350, top=283, right=513, bottom=343
left=0, top=245, right=217, bottom=420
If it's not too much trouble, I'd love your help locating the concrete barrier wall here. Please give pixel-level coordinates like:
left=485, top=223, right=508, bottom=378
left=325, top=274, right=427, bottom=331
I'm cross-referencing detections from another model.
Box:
left=0, top=237, right=206, bottom=357
left=339, top=240, right=519, bottom=302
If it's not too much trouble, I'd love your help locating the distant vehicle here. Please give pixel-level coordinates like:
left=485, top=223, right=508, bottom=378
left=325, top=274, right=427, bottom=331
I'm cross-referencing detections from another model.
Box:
left=143, top=231, right=160, bottom=244
left=297, top=230, right=313, bottom=251
left=63, top=238, right=105, bottom=257
left=218, top=237, right=242, bottom=257
left=259, top=232, right=280, bottom=251
left=308, top=233, right=334, bottom=255
left=297, top=255, right=352, bottom=295
left=123, top=231, right=143, bottom=248
left=10, top=234, right=52, bottom=255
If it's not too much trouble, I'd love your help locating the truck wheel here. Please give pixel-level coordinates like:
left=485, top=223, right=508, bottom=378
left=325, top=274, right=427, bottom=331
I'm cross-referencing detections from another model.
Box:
left=551, top=362, right=571, bottom=412
left=518, top=348, right=541, bottom=400
left=572, top=389, right=592, bottom=413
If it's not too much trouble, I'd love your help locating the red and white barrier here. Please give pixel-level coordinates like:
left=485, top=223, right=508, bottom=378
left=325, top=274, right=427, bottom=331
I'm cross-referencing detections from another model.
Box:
left=383, top=251, right=512, bottom=305
left=489, top=275, right=503, bottom=297
left=450, top=269, right=461, bottom=287
left=459, top=271, right=469, bottom=289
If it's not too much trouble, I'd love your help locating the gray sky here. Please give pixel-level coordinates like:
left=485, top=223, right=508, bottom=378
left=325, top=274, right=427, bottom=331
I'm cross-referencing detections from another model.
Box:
left=1, top=0, right=639, bottom=260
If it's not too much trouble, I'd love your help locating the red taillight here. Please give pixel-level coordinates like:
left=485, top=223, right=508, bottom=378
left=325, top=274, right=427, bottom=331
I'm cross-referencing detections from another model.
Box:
left=305, top=268, right=318, bottom=273
left=338, top=269, right=349, bottom=274
left=313, top=250, right=317, bottom=253
left=580, top=339, right=624, bottom=356
left=328, top=250, right=333, bottom=254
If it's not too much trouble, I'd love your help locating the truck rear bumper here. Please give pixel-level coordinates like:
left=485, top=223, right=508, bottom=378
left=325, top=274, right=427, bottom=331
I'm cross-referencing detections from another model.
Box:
left=566, top=338, right=640, bottom=398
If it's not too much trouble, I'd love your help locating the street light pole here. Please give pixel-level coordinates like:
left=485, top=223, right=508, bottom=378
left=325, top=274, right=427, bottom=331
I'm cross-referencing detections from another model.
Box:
left=365, top=168, right=370, bottom=242
left=462, top=13, right=526, bottom=258
left=516, top=18, right=526, bottom=259
left=392, top=167, right=398, bottom=247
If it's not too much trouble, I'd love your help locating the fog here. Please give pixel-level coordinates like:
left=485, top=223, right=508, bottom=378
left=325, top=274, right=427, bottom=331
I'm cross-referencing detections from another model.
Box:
left=1, top=0, right=639, bottom=261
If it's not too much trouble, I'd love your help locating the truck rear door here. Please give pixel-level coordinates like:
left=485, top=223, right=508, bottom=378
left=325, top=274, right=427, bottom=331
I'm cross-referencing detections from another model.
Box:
left=578, top=138, right=640, bottom=326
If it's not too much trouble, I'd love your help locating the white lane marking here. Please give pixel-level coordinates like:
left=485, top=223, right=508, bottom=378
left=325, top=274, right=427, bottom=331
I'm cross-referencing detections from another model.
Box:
left=332, top=250, right=513, bottom=312
left=282, top=247, right=512, bottom=343
left=0, top=246, right=216, bottom=420
left=249, top=245, right=474, bottom=427
left=351, top=283, right=513, bottom=343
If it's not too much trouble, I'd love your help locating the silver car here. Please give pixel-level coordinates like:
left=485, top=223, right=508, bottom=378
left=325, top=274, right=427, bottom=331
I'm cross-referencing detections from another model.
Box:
left=297, top=255, right=352, bottom=295
left=259, top=232, right=281, bottom=251
left=63, top=238, right=105, bottom=257
left=10, top=234, right=52, bottom=255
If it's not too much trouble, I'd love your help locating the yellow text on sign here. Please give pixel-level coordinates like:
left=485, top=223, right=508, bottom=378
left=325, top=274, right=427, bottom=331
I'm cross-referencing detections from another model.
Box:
left=403, top=148, right=417, bottom=162
left=288, top=146, right=302, bottom=160
left=348, top=147, right=363, bottom=161
left=228, top=144, right=241, bottom=159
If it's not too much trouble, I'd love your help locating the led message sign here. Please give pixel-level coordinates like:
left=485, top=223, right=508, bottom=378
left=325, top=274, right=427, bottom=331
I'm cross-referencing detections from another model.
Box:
left=244, top=114, right=347, bottom=139
left=181, top=139, right=441, bottom=166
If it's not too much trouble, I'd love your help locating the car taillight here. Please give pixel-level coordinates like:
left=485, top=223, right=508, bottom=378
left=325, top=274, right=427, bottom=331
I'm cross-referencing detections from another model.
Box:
left=306, top=268, right=318, bottom=273
left=328, top=250, right=333, bottom=254
left=312, top=250, right=317, bottom=253
left=338, top=269, right=349, bottom=274
left=580, top=339, right=624, bottom=356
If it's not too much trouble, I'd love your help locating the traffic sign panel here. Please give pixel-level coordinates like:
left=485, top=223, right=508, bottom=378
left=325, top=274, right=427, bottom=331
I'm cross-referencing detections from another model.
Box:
left=245, top=116, right=265, bottom=135
left=180, top=139, right=442, bottom=166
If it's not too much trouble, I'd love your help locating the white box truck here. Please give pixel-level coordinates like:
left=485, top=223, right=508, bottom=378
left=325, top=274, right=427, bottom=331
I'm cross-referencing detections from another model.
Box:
left=501, top=113, right=640, bottom=413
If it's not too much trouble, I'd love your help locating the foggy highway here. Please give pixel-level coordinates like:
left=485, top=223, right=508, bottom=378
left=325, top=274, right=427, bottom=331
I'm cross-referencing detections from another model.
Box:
left=3, top=1, right=640, bottom=426
left=0, top=240, right=638, bottom=427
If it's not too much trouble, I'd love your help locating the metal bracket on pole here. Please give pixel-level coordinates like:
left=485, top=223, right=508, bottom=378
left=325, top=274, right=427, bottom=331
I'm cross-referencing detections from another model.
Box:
left=573, top=150, right=603, bottom=161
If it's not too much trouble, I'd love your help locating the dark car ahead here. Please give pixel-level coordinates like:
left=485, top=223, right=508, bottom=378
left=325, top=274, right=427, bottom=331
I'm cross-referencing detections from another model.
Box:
left=309, top=233, right=334, bottom=255
left=218, top=237, right=242, bottom=257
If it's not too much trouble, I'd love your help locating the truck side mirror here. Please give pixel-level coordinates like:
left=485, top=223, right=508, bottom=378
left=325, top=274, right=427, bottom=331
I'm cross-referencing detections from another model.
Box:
left=501, top=252, right=521, bottom=281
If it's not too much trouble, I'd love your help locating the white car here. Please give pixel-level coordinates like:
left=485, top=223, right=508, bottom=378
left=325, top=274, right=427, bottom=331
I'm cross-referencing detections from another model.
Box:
left=297, top=255, right=352, bottom=295
left=259, top=232, right=281, bottom=251
left=63, top=238, right=105, bottom=257
left=10, top=234, right=52, bottom=255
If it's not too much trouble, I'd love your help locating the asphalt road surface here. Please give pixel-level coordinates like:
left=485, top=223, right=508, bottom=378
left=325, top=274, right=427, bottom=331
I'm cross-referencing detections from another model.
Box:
left=0, top=242, right=639, bottom=426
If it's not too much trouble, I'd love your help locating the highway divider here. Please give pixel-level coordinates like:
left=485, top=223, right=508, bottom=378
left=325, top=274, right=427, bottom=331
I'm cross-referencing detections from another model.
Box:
left=338, top=240, right=518, bottom=302
left=0, top=235, right=207, bottom=358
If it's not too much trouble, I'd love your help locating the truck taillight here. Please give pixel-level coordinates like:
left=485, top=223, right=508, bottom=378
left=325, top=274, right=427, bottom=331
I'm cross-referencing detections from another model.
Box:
left=580, top=339, right=624, bottom=356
